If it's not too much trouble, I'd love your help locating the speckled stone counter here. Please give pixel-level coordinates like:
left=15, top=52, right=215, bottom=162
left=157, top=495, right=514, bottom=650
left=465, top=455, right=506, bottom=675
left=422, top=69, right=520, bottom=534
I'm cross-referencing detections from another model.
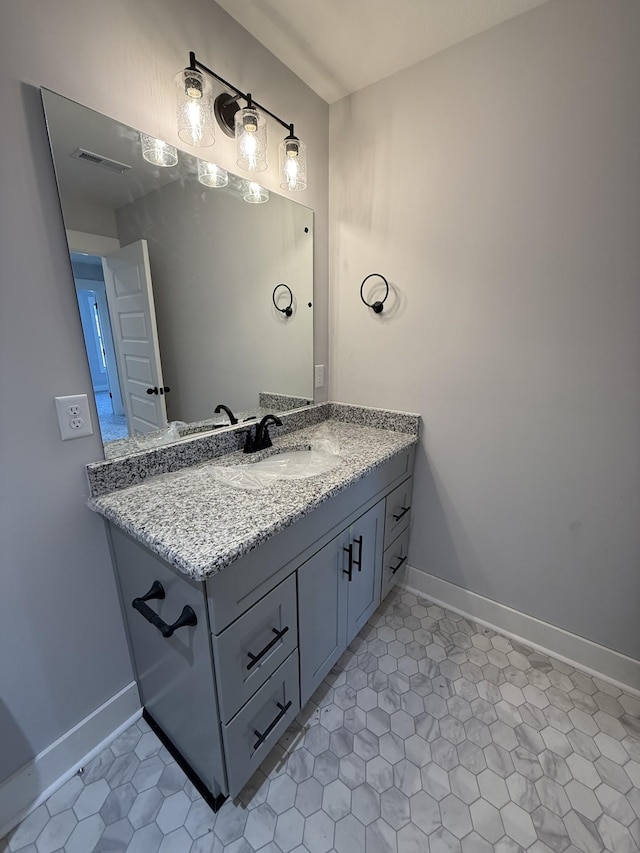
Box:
left=90, top=415, right=419, bottom=581
left=88, top=402, right=419, bottom=498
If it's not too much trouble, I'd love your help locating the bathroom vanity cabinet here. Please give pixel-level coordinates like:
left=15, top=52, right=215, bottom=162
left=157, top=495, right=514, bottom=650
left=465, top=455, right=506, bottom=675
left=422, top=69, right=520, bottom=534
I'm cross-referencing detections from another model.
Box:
left=107, top=443, right=414, bottom=804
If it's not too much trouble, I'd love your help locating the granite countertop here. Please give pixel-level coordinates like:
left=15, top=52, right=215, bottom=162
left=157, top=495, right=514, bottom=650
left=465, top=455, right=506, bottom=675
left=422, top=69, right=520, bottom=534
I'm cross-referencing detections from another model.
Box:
left=90, top=419, right=418, bottom=581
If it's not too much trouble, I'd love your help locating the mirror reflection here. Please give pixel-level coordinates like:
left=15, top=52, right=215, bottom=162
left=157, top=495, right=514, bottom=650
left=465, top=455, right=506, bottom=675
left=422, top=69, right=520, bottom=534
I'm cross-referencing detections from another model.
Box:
left=41, top=90, right=314, bottom=458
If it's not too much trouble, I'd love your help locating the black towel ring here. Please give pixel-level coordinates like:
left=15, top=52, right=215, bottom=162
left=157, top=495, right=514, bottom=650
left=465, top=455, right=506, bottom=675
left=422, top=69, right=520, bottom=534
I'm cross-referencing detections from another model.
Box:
left=360, top=273, right=389, bottom=314
left=272, top=283, right=293, bottom=317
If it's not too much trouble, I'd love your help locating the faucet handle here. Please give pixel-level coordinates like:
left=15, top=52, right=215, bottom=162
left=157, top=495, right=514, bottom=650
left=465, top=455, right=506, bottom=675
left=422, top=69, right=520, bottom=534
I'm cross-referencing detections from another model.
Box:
left=243, top=425, right=257, bottom=453
left=259, top=427, right=273, bottom=451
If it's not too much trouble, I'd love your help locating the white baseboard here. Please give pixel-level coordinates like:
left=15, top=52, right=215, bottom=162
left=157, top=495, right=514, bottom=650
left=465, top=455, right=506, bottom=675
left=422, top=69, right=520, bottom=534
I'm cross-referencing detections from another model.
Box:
left=404, top=566, right=640, bottom=698
left=0, top=682, right=141, bottom=839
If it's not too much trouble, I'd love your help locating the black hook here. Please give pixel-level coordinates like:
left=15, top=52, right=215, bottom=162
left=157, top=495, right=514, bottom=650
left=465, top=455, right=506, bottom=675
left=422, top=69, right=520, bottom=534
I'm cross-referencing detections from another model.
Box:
left=272, top=283, right=294, bottom=317
left=360, top=273, right=389, bottom=314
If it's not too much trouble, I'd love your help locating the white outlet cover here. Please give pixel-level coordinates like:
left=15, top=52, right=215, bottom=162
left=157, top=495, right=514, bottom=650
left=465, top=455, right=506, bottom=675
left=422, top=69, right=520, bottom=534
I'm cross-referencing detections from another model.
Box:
left=55, top=394, right=94, bottom=440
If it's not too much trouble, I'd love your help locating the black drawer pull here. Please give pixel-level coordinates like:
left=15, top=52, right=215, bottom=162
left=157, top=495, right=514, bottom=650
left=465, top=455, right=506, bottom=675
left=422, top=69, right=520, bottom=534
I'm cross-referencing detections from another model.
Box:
left=390, top=555, right=407, bottom=575
left=246, top=626, right=290, bottom=671
left=253, top=700, right=292, bottom=750
left=132, top=581, right=197, bottom=638
left=353, top=535, right=363, bottom=571
left=343, top=544, right=353, bottom=581
left=393, top=505, right=411, bottom=522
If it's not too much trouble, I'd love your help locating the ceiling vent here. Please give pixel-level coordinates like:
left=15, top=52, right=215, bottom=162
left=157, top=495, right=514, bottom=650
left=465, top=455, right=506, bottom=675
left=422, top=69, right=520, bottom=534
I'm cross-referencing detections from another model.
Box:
left=70, top=148, right=131, bottom=174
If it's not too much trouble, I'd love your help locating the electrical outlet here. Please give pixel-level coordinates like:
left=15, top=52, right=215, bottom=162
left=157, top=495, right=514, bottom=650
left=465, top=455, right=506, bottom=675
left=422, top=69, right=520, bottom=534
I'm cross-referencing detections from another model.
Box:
left=314, top=364, right=325, bottom=389
left=55, top=394, right=94, bottom=440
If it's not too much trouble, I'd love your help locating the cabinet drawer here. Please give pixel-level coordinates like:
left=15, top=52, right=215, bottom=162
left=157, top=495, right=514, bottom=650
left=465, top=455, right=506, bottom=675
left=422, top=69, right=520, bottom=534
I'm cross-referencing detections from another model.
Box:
left=222, top=650, right=300, bottom=797
left=381, top=526, right=410, bottom=601
left=384, top=477, right=413, bottom=549
left=212, top=574, right=298, bottom=723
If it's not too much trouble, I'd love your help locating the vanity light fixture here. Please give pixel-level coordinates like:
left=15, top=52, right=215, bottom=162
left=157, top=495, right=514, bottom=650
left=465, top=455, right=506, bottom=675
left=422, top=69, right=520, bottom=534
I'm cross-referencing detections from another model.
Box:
left=175, top=67, right=215, bottom=147
left=243, top=181, right=269, bottom=204
left=140, top=133, right=178, bottom=167
left=176, top=52, right=308, bottom=190
left=197, top=160, right=228, bottom=188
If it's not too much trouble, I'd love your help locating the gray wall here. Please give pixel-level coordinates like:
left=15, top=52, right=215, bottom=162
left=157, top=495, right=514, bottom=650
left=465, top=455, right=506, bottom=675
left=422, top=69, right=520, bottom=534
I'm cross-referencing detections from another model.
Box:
left=329, top=0, right=640, bottom=659
left=62, top=197, right=119, bottom=239
left=116, top=179, right=314, bottom=421
left=0, top=0, right=328, bottom=784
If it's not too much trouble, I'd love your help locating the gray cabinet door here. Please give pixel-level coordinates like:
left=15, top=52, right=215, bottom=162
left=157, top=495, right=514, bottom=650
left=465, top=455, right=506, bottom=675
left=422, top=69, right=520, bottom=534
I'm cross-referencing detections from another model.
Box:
left=346, top=501, right=385, bottom=645
left=298, top=529, right=349, bottom=706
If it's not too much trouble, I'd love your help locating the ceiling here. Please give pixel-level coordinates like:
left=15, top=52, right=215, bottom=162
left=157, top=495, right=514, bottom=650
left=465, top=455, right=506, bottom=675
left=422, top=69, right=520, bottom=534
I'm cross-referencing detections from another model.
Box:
left=214, top=0, right=553, bottom=103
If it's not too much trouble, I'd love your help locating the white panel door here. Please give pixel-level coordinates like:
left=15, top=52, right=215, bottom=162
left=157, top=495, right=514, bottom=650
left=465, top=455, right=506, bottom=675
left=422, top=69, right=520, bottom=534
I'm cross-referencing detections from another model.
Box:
left=102, top=240, right=167, bottom=434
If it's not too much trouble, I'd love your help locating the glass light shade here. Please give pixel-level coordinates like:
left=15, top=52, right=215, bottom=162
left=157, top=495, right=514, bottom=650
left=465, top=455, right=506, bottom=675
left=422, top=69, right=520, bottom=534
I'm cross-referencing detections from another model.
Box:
left=279, top=136, right=307, bottom=191
left=140, top=134, right=178, bottom=167
left=197, top=160, right=228, bottom=188
left=235, top=107, right=267, bottom=172
left=175, top=68, right=215, bottom=147
left=243, top=181, right=269, bottom=204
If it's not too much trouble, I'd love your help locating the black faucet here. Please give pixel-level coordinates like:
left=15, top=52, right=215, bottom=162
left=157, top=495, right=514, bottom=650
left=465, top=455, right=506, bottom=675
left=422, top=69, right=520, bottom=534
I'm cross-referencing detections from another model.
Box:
left=214, top=404, right=238, bottom=425
left=244, top=414, right=283, bottom=453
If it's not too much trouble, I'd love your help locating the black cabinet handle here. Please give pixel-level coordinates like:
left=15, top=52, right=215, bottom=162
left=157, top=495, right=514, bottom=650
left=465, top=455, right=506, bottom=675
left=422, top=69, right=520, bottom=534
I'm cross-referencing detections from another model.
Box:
left=253, top=700, right=292, bottom=750
left=393, top=505, right=411, bottom=522
left=246, top=626, right=290, bottom=671
left=390, top=555, right=407, bottom=575
left=135, top=579, right=165, bottom=602
left=132, top=581, right=197, bottom=638
left=353, top=536, right=363, bottom=571
left=343, top=544, right=353, bottom=582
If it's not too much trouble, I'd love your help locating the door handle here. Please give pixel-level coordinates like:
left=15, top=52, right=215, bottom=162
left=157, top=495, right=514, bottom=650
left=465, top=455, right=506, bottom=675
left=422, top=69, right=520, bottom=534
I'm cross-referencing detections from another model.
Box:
left=246, top=626, right=290, bottom=670
left=390, top=555, right=407, bottom=575
left=146, top=386, right=159, bottom=395
left=132, top=580, right=197, bottom=638
left=253, top=701, right=292, bottom=750
left=343, top=544, right=353, bottom=582
left=352, top=536, right=363, bottom=571
left=393, top=505, right=411, bottom=522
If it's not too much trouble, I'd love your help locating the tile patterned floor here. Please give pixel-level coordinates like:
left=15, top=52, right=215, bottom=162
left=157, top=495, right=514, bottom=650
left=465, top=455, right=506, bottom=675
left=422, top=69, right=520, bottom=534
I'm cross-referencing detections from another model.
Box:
left=3, top=588, right=640, bottom=852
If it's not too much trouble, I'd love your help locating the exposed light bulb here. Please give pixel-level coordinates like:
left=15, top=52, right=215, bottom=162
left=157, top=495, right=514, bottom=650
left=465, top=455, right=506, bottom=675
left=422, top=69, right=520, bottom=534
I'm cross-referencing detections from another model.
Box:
left=242, top=132, right=258, bottom=171
left=187, top=100, right=205, bottom=145
left=175, top=68, right=214, bottom=147
left=184, top=73, right=203, bottom=100
left=285, top=154, right=299, bottom=190
left=279, top=135, right=307, bottom=191
left=235, top=107, right=267, bottom=172
left=243, top=113, right=258, bottom=134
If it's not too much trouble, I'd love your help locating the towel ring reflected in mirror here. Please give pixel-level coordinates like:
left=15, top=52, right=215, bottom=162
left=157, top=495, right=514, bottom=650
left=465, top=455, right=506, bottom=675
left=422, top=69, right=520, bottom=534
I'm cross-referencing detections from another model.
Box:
left=272, top=283, right=294, bottom=317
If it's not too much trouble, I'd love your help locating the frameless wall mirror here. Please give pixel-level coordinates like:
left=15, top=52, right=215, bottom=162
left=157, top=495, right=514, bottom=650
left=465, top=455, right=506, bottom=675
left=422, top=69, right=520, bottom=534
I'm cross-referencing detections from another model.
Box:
left=41, top=89, right=314, bottom=459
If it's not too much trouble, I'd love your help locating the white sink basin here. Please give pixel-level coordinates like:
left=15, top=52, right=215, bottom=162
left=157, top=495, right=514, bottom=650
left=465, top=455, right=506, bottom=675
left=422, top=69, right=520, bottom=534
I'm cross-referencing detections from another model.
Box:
left=211, top=447, right=342, bottom=490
